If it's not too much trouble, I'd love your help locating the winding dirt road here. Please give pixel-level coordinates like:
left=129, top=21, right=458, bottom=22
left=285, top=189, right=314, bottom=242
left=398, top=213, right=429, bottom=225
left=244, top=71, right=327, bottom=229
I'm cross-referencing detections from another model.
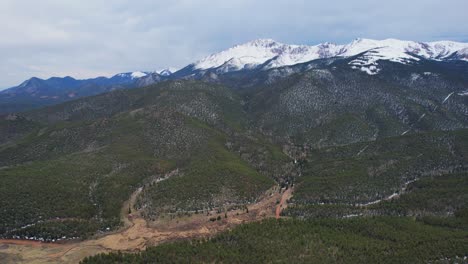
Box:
left=0, top=185, right=292, bottom=264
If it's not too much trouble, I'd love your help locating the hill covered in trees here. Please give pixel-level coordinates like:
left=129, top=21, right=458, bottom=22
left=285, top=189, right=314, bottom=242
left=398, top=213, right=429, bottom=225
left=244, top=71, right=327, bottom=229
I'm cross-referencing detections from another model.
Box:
left=1, top=58, right=467, bottom=262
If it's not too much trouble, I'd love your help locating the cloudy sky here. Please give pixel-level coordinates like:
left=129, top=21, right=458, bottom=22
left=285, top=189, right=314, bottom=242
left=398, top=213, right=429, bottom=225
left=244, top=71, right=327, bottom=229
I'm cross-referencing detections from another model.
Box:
left=1, top=0, right=467, bottom=88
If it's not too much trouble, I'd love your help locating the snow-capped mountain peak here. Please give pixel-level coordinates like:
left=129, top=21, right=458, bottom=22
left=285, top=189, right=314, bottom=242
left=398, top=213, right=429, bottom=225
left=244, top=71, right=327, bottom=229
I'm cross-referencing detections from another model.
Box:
left=240, top=38, right=279, bottom=47
left=193, top=39, right=284, bottom=70
left=193, top=38, right=346, bottom=71
left=190, top=38, right=468, bottom=75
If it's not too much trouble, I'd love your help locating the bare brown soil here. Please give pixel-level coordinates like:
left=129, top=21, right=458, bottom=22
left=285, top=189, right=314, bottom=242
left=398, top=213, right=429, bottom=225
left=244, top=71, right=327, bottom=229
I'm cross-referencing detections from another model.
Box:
left=276, top=188, right=293, bottom=219
left=0, top=185, right=292, bottom=264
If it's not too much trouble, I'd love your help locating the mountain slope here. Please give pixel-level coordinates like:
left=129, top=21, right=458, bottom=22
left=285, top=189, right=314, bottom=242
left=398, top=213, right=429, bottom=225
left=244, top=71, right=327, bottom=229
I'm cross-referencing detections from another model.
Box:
left=81, top=217, right=468, bottom=264
left=242, top=58, right=468, bottom=147
left=1, top=74, right=468, bottom=263
left=0, top=80, right=290, bottom=241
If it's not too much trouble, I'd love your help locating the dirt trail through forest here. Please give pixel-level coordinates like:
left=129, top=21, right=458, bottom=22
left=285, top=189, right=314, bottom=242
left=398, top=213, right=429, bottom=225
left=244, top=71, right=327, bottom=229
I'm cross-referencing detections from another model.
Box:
left=276, top=188, right=293, bottom=219
left=0, top=185, right=292, bottom=264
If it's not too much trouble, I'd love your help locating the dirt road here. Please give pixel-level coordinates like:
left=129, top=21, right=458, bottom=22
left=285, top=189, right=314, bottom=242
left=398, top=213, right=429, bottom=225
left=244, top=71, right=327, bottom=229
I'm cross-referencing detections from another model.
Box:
left=0, top=185, right=292, bottom=264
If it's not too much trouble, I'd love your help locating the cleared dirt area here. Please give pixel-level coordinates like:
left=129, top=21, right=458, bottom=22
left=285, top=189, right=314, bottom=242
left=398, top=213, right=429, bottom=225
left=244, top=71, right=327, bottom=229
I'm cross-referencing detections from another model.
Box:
left=0, top=185, right=292, bottom=264
left=276, top=187, right=293, bottom=219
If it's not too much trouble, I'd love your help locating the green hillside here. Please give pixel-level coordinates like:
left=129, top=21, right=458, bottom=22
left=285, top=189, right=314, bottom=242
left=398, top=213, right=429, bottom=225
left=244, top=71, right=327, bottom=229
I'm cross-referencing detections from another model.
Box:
left=81, top=217, right=468, bottom=264
left=1, top=61, right=468, bottom=262
left=0, top=81, right=286, bottom=241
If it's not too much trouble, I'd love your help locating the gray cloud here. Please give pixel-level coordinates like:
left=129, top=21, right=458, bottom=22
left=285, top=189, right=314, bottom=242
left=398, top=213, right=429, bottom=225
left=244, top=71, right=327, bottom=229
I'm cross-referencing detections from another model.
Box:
left=1, top=0, right=467, bottom=88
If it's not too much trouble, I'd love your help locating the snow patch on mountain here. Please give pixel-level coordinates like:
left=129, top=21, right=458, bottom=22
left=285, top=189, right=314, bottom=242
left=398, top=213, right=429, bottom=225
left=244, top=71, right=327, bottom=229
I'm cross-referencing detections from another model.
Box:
left=116, top=72, right=148, bottom=79
left=349, top=49, right=383, bottom=75
left=131, top=71, right=148, bottom=78
left=19, top=79, right=31, bottom=88
left=453, top=47, right=468, bottom=61
left=442, top=92, right=455, bottom=104
left=155, top=67, right=178, bottom=76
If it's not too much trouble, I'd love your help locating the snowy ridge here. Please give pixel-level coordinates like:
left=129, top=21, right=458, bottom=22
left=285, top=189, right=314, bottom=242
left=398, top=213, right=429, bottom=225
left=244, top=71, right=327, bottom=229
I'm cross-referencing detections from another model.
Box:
left=131, top=71, right=148, bottom=78
left=191, top=38, right=468, bottom=75
left=194, top=39, right=281, bottom=70
left=155, top=67, right=178, bottom=76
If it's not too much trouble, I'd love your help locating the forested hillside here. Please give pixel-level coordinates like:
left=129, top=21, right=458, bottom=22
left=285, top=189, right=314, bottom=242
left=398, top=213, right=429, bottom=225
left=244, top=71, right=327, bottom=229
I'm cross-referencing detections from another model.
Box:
left=1, top=58, right=467, bottom=263
left=0, top=81, right=290, bottom=241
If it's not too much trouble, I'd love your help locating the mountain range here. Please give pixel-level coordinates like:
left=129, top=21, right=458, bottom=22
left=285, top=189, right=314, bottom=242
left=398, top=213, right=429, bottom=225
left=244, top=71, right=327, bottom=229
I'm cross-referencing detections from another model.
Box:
left=185, top=38, right=468, bottom=72
left=2, top=38, right=468, bottom=113
left=1, top=37, right=468, bottom=263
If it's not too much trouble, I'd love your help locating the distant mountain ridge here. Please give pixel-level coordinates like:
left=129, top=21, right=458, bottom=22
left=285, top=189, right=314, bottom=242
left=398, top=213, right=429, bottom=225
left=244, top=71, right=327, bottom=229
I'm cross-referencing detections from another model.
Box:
left=2, top=38, right=468, bottom=113
left=177, top=38, right=468, bottom=76
left=0, top=71, right=153, bottom=113
left=2, top=71, right=150, bottom=96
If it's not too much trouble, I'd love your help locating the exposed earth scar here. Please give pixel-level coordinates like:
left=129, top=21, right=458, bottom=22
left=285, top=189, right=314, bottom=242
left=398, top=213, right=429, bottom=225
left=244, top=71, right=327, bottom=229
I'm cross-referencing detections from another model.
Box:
left=0, top=181, right=293, bottom=264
